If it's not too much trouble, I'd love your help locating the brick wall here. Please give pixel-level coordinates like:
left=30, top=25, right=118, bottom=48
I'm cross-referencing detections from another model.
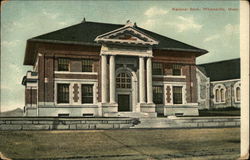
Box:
left=25, top=88, right=37, bottom=105
left=36, top=43, right=101, bottom=105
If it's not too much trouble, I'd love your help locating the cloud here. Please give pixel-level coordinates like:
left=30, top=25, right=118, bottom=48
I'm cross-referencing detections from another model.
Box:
left=58, top=21, right=69, bottom=26
left=42, top=9, right=59, bottom=19
left=140, top=19, right=156, bottom=29
left=166, top=16, right=202, bottom=32
left=1, top=40, right=20, bottom=47
left=224, top=24, right=239, bottom=35
left=144, top=7, right=168, bottom=17
left=204, top=34, right=220, bottom=42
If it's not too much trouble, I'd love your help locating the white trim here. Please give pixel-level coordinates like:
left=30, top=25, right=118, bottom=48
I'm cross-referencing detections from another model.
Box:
left=211, top=78, right=240, bottom=83
left=100, top=45, right=153, bottom=57
left=153, top=75, right=186, bottom=78
left=95, top=25, right=159, bottom=46
left=55, top=82, right=72, bottom=105
left=26, top=85, right=38, bottom=89
left=213, top=83, right=226, bottom=104
left=115, top=66, right=138, bottom=112
left=54, top=78, right=98, bottom=82
left=26, top=104, right=37, bottom=107
left=54, top=71, right=98, bottom=75
left=234, top=81, right=241, bottom=103
left=172, top=84, right=187, bottom=105
left=163, top=81, right=186, bottom=85
left=80, top=82, right=98, bottom=105
left=54, top=81, right=98, bottom=106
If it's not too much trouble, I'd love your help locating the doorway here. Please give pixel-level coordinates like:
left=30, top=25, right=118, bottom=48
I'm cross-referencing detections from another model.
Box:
left=118, top=94, right=130, bottom=111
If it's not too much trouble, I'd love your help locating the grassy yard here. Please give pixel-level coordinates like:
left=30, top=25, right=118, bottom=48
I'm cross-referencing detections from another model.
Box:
left=0, top=128, right=240, bottom=160
left=199, top=107, right=240, bottom=116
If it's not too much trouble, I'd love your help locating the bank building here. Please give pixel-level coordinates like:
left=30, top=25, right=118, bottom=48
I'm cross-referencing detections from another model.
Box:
left=22, top=20, right=208, bottom=117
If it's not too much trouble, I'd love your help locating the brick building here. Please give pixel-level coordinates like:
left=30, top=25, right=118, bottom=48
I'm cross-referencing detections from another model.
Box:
left=22, top=20, right=208, bottom=117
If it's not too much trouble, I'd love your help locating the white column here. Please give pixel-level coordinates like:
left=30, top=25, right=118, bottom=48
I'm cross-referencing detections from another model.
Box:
left=139, top=57, right=145, bottom=103
left=146, top=57, right=153, bottom=103
left=101, top=55, right=108, bottom=103
left=109, top=55, right=116, bottom=103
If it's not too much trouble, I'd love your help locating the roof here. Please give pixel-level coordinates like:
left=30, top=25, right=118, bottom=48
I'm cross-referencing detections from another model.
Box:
left=24, top=21, right=208, bottom=65
left=198, top=58, right=240, bottom=81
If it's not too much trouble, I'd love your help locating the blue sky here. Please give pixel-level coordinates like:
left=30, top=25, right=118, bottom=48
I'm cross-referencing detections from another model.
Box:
left=1, top=0, right=239, bottom=111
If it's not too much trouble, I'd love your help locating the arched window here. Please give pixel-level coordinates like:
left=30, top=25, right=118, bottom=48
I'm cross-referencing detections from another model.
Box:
left=220, top=89, right=225, bottom=102
left=234, top=82, right=241, bottom=103
left=213, top=84, right=226, bottom=103
left=215, top=89, right=220, bottom=102
left=236, top=87, right=240, bottom=102
left=116, top=72, right=131, bottom=89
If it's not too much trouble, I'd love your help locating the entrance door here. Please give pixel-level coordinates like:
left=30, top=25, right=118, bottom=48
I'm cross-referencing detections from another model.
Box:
left=118, top=94, right=130, bottom=111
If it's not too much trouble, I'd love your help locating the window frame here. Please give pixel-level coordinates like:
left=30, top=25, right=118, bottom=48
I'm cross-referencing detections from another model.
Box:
left=236, top=87, right=240, bottom=102
left=234, top=82, right=241, bottom=103
left=172, top=64, right=182, bottom=76
left=81, top=84, right=94, bottom=104
left=153, top=86, right=164, bottom=104
left=57, top=83, right=70, bottom=104
left=173, top=86, right=183, bottom=104
left=152, top=62, right=164, bottom=75
left=213, top=84, right=226, bottom=104
left=116, top=72, right=132, bottom=89
left=82, top=59, right=94, bottom=72
left=58, top=58, right=70, bottom=71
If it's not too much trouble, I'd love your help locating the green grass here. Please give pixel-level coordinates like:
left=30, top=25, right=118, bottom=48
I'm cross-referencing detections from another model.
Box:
left=199, top=107, right=240, bottom=116
left=0, top=128, right=240, bottom=160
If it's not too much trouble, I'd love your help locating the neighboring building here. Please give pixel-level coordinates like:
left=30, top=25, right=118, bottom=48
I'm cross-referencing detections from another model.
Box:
left=197, top=58, right=240, bottom=109
left=22, top=20, right=208, bottom=117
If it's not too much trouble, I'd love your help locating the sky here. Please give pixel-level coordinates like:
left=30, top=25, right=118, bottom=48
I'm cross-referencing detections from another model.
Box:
left=1, top=0, right=239, bottom=112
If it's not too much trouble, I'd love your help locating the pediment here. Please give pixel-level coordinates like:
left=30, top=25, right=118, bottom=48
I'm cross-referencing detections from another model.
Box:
left=95, top=24, right=159, bottom=46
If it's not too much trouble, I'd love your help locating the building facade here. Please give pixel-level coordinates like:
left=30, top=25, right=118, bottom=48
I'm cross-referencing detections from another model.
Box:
left=196, top=58, right=240, bottom=109
left=22, top=20, right=207, bottom=117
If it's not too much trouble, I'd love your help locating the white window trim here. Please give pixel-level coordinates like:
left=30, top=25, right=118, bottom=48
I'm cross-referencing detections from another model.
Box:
left=55, top=82, right=72, bottom=105
left=54, top=71, right=98, bottom=75
left=234, top=81, right=241, bottom=103
left=163, top=83, right=186, bottom=105
left=213, top=84, right=226, bottom=104
left=54, top=80, right=98, bottom=106
left=153, top=75, right=186, bottom=78
left=80, top=82, right=97, bottom=105
left=172, top=84, right=187, bottom=105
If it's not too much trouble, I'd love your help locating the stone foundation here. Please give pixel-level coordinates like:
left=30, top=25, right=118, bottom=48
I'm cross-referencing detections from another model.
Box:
left=0, top=117, right=139, bottom=131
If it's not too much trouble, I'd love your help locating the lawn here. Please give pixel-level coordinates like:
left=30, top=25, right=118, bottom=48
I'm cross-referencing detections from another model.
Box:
left=0, top=128, right=240, bottom=160
left=199, top=107, right=240, bottom=116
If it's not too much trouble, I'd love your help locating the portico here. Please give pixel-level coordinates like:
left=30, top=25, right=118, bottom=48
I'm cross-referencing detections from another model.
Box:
left=99, top=53, right=156, bottom=117
left=96, top=22, right=158, bottom=117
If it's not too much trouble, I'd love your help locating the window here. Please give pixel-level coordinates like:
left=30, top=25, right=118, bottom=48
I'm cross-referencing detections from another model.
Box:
left=236, top=87, right=240, bottom=102
left=220, top=89, right=225, bottom=102
left=82, top=84, right=93, bottom=103
left=215, top=89, right=220, bottom=102
left=57, top=84, right=69, bottom=103
left=152, top=62, right=163, bottom=75
left=214, top=84, right=226, bottom=103
left=173, top=64, right=181, bottom=76
left=116, top=72, right=131, bottom=88
left=82, top=59, right=93, bottom=72
left=58, top=58, right=70, bottom=71
left=153, top=86, right=163, bottom=104
left=173, top=86, right=182, bottom=104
